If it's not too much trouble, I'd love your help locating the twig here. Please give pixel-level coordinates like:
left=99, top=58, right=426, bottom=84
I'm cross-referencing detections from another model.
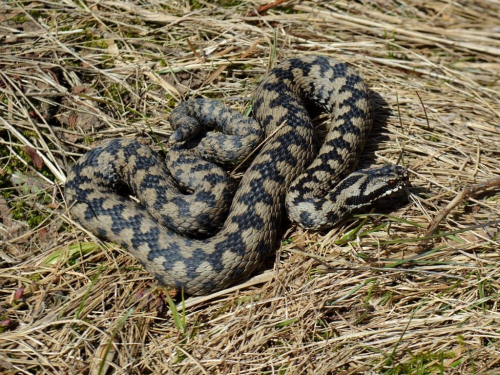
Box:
left=253, top=0, right=290, bottom=15
left=420, top=176, right=500, bottom=248
left=415, top=91, right=430, bottom=130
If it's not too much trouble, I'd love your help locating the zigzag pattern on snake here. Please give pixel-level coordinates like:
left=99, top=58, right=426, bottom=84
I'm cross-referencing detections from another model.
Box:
left=65, top=55, right=408, bottom=295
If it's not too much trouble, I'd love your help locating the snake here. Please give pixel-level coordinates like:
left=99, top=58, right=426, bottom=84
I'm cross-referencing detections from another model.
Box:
left=65, top=55, right=408, bottom=295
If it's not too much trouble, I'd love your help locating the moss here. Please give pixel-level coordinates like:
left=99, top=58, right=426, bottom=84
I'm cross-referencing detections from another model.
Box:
left=0, top=315, right=13, bottom=333
left=165, top=94, right=178, bottom=109
left=282, top=6, right=302, bottom=14
left=188, top=0, right=203, bottom=10
left=385, top=350, right=456, bottom=374
left=10, top=199, right=48, bottom=229
left=0, top=138, right=55, bottom=229
left=102, top=83, right=127, bottom=102
left=11, top=13, right=28, bottom=24
left=216, top=0, right=243, bottom=7
left=17, top=148, right=56, bottom=182
left=83, top=39, right=110, bottom=50
left=57, top=25, right=73, bottom=32
left=82, top=136, right=94, bottom=146
left=82, top=28, right=110, bottom=49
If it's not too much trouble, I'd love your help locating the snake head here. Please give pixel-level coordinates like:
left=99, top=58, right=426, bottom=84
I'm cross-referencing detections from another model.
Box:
left=343, top=165, right=409, bottom=209
left=289, top=164, right=409, bottom=230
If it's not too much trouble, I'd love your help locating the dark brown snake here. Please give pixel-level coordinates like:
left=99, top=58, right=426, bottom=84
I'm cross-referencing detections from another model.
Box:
left=65, top=55, right=408, bottom=295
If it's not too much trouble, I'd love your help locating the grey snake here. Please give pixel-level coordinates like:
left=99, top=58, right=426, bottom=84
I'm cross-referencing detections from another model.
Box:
left=65, top=55, right=408, bottom=295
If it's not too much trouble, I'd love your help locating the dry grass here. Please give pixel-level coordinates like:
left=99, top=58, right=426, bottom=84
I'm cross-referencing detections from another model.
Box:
left=1, top=1, right=500, bottom=374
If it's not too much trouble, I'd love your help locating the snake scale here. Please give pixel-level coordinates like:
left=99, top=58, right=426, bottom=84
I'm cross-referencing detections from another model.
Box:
left=65, top=55, right=408, bottom=295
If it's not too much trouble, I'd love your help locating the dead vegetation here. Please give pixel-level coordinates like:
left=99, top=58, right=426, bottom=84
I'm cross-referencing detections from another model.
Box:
left=1, top=0, right=499, bottom=374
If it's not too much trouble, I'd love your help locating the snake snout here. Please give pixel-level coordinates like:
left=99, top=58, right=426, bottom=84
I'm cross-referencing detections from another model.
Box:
left=354, top=165, right=409, bottom=205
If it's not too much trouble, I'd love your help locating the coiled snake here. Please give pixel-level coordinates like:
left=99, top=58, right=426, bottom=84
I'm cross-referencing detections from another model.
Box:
left=65, top=55, right=408, bottom=295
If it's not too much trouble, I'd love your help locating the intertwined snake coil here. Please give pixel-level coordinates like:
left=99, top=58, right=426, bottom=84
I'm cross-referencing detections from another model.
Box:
left=65, top=55, right=408, bottom=295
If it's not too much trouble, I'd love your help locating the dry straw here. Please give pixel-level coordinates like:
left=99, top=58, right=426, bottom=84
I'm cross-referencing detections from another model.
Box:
left=1, top=0, right=499, bottom=374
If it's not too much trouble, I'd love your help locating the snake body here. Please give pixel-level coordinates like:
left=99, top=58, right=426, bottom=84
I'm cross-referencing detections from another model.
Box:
left=65, top=55, right=408, bottom=295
